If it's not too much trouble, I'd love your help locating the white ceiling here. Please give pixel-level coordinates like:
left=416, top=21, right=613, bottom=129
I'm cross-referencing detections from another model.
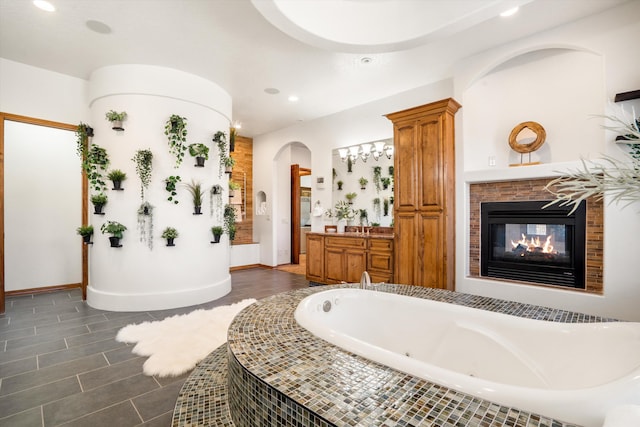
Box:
left=0, top=0, right=630, bottom=137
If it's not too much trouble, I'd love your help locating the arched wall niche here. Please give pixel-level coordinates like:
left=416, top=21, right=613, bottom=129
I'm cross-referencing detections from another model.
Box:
left=462, top=45, right=606, bottom=171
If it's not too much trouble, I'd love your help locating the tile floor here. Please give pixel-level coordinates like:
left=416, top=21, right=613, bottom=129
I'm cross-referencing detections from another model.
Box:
left=0, top=268, right=309, bottom=426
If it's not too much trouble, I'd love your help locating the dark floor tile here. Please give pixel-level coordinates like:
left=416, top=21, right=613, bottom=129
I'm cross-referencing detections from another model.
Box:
left=79, top=357, right=146, bottom=391
left=0, top=312, right=61, bottom=331
left=0, top=406, right=42, bottom=426
left=37, top=338, right=126, bottom=369
left=0, top=356, right=37, bottom=380
left=32, top=302, right=85, bottom=316
left=36, top=313, right=108, bottom=334
left=0, top=376, right=81, bottom=418
left=42, top=374, right=159, bottom=427
left=103, top=345, right=138, bottom=365
left=58, top=305, right=107, bottom=322
left=6, top=325, right=89, bottom=351
left=88, top=312, right=155, bottom=332
left=0, top=339, right=67, bottom=365
left=65, top=326, right=120, bottom=348
left=61, top=400, right=142, bottom=427
left=133, top=378, right=186, bottom=421
left=138, top=410, right=173, bottom=427
left=1, top=353, right=107, bottom=396
left=0, top=325, right=35, bottom=342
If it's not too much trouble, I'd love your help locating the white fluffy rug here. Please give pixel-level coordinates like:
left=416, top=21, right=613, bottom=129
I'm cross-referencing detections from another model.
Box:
left=116, top=299, right=256, bottom=377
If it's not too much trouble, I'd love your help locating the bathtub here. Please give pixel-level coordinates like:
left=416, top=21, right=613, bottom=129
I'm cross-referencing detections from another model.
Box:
left=294, top=288, right=640, bottom=426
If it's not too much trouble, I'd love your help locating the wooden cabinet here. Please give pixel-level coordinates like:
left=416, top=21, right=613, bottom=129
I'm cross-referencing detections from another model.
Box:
left=386, top=98, right=460, bottom=290
left=305, top=233, right=393, bottom=285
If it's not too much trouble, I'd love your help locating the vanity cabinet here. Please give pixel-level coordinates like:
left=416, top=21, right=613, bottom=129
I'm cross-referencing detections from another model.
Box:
left=386, top=98, right=460, bottom=290
left=306, top=233, right=393, bottom=285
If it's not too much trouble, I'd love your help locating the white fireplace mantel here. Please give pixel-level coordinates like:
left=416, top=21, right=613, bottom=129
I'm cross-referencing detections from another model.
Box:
left=463, top=160, right=602, bottom=184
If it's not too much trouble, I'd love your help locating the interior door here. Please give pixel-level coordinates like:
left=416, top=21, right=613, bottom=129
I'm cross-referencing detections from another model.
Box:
left=290, top=165, right=311, bottom=264
left=1, top=113, right=86, bottom=313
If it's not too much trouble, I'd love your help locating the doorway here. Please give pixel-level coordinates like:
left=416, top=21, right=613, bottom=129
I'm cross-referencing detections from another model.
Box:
left=1, top=113, right=87, bottom=314
left=291, top=165, right=311, bottom=265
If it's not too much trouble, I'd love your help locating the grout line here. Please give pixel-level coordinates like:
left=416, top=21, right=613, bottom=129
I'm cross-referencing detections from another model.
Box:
left=131, top=398, right=145, bottom=423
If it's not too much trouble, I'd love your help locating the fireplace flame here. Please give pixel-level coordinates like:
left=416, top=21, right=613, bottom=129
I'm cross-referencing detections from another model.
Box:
left=511, top=234, right=556, bottom=254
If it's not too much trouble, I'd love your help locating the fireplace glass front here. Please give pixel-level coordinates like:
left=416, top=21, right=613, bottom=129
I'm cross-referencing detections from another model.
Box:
left=481, top=201, right=586, bottom=289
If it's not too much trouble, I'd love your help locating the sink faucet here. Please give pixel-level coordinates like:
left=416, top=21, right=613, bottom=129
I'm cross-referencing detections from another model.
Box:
left=360, top=271, right=371, bottom=290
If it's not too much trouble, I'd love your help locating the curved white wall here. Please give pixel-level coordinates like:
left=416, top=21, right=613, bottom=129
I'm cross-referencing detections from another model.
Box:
left=86, top=65, right=233, bottom=311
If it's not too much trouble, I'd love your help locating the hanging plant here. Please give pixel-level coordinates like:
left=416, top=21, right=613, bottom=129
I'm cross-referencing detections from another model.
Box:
left=90, top=193, right=108, bottom=215
left=213, top=130, right=229, bottom=178
left=332, top=168, right=337, bottom=183
left=137, top=201, right=154, bottom=250
left=165, top=175, right=181, bottom=204
left=223, top=204, right=237, bottom=241
left=132, top=149, right=153, bottom=201
left=164, top=115, right=188, bottom=168
left=337, top=180, right=343, bottom=191
left=388, top=165, right=394, bottom=176
left=373, top=197, right=381, bottom=222
left=358, top=209, right=368, bottom=226
left=76, top=123, right=109, bottom=193
left=76, top=225, right=94, bottom=244
left=381, top=177, right=391, bottom=190
left=105, top=110, right=127, bottom=131
left=210, top=184, right=224, bottom=220
left=101, top=221, right=126, bottom=247
left=383, top=198, right=390, bottom=216
left=107, top=169, right=126, bottom=190
left=75, top=122, right=93, bottom=160
left=345, top=192, right=357, bottom=205
left=211, top=226, right=224, bottom=244
left=358, top=177, right=368, bottom=190
left=373, top=166, right=382, bottom=192
left=188, top=143, right=209, bottom=167
left=347, top=157, right=354, bottom=173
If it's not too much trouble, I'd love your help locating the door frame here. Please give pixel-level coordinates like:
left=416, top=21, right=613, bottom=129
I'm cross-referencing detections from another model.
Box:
left=290, top=165, right=311, bottom=264
left=0, top=112, right=87, bottom=314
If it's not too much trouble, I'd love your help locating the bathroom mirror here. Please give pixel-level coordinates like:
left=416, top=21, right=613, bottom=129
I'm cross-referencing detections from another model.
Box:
left=331, top=138, right=394, bottom=227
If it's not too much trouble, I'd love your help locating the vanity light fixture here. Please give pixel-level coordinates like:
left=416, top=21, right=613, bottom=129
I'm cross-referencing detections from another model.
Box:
left=338, top=141, right=393, bottom=163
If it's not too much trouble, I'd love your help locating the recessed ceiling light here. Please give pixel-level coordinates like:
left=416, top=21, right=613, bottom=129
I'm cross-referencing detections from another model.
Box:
left=288, top=95, right=299, bottom=102
left=33, top=1, right=55, bottom=12
left=86, top=20, right=112, bottom=34
left=500, top=7, right=519, bottom=17
left=233, top=121, right=242, bottom=129
left=361, top=57, right=373, bottom=64
left=264, top=88, right=280, bottom=95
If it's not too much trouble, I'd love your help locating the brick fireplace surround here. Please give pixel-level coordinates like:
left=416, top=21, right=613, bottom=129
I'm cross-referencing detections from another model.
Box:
left=469, top=178, right=604, bottom=293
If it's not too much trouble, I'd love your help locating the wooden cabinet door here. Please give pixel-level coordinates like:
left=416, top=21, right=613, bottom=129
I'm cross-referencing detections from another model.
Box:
left=418, top=212, right=445, bottom=289
left=345, top=250, right=367, bottom=283
left=394, top=213, right=417, bottom=286
left=394, top=121, right=419, bottom=210
left=306, top=234, right=325, bottom=282
left=418, top=115, right=444, bottom=210
left=325, top=247, right=346, bottom=283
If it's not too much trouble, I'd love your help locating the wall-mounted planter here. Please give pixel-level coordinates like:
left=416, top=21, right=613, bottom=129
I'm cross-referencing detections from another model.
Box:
left=194, top=206, right=202, bottom=215
left=112, top=180, right=124, bottom=190
left=109, top=237, right=122, bottom=247
left=211, top=235, right=221, bottom=244
left=166, top=238, right=175, bottom=247
left=82, top=235, right=93, bottom=245
left=195, top=157, right=205, bottom=167
left=93, top=204, right=105, bottom=215
left=111, top=120, right=124, bottom=131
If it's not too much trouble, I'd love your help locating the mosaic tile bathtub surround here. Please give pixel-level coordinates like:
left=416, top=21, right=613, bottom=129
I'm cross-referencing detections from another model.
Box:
left=222, top=284, right=610, bottom=426
left=173, top=284, right=611, bottom=426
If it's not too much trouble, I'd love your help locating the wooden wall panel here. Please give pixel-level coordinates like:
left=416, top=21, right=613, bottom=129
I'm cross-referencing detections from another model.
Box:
left=231, top=134, right=253, bottom=245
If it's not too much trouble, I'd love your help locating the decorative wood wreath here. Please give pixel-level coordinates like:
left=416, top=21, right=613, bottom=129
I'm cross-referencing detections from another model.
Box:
left=508, top=121, right=546, bottom=154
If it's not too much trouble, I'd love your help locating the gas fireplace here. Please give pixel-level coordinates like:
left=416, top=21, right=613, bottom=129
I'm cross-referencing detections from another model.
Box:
left=480, top=200, right=586, bottom=289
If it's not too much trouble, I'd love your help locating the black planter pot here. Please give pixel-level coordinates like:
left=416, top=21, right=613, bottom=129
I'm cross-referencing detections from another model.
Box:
left=93, top=204, right=104, bottom=214
left=143, top=206, right=150, bottom=215
left=86, top=126, right=94, bottom=137
left=109, top=237, right=122, bottom=247
left=82, top=234, right=92, bottom=244
left=112, top=180, right=123, bottom=190
left=195, top=157, right=205, bottom=167
left=166, top=238, right=175, bottom=247
left=194, top=206, right=202, bottom=215
left=211, top=234, right=221, bottom=244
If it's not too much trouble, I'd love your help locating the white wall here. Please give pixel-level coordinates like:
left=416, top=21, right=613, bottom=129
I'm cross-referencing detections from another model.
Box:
left=86, top=65, right=233, bottom=311
left=454, top=1, right=640, bottom=320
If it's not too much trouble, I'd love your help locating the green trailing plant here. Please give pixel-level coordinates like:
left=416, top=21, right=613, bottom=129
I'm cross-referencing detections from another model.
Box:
left=381, top=177, right=391, bottom=190
left=359, top=177, right=368, bottom=189
left=76, top=124, right=109, bottom=193
left=390, top=195, right=394, bottom=205
left=373, top=197, right=381, bottom=221
left=161, top=227, right=178, bottom=239
left=105, top=110, right=127, bottom=122
left=545, top=110, right=640, bottom=214
left=388, top=165, right=394, bottom=176
left=383, top=198, right=390, bottom=216
left=345, top=192, right=357, bottom=204
left=223, top=204, right=237, bottom=241
left=165, top=175, right=181, bottom=204
left=372, top=166, right=382, bottom=192
left=164, top=115, right=188, bottom=168
left=214, top=130, right=229, bottom=177
left=210, top=184, right=224, bottom=220
left=100, top=221, right=126, bottom=238
left=184, top=180, right=204, bottom=214
left=137, top=202, right=154, bottom=250
left=332, top=168, right=337, bottom=183
left=224, top=156, right=236, bottom=172
left=188, top=143, right=209, bottom=160
left=358, top=209, right=368, bottom=226
left=132, top=149, right=153, bottom=201
left=347, top=157, right=353, bottom=173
